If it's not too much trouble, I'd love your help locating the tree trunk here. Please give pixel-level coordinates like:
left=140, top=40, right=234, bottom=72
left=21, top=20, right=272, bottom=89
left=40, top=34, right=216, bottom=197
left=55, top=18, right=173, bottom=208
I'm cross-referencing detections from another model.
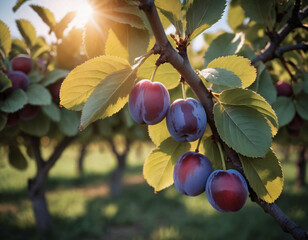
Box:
left=296, top=145, right=306, bottom=187
left=77, top=143, right=87, bottom=175
left=28, top=170, right=51, bottom=233
left=109, top=139, right=130, bottom=197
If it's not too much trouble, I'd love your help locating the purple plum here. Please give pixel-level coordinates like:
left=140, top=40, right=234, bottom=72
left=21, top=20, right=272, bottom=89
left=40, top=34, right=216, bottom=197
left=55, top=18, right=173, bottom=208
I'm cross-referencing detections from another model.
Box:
left=173, top=151, right=213, bottom=196
left=128, top=79, right=170, bottom=125
left=11, top=54, right=33, bottom=74
left=275, top=81, right=292, bottom=97
left=166, top=98, right=207, bottom=142
left=6, top=71, right=30, bottom=93
left=206, top=169, right=248, bottom=212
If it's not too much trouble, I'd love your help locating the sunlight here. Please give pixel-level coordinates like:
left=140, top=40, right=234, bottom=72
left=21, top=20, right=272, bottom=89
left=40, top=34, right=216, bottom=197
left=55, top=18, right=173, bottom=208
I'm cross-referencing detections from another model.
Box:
left=74, top=1, right=93, bottom=28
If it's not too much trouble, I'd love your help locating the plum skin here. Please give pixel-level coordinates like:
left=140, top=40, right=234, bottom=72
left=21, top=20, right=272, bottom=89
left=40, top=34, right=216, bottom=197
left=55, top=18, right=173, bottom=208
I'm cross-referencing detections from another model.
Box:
left=48, top=78, right=64, bottom=104
left=275, top=81, right=292, bottom=97
left=206, top=169, right=248, bottom=212
left=166, top=98, right=207, bottom=142
left=11, top=54, right=33, bottom=74
left=6, top=71, right=30, bottom=93
left=173, top=151, right=213, bottom=196
left=128, top=79, right=170, bottom=125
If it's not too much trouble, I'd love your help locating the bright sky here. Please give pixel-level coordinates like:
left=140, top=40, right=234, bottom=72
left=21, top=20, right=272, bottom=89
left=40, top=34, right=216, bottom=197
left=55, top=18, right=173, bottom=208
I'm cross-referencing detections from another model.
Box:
left=0, top=0, right=232, bottom=51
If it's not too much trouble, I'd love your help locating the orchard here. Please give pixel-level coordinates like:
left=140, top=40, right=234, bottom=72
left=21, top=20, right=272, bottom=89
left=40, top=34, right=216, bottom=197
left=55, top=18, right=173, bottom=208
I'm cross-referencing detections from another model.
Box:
left=0, top=0, right=308, bottom=239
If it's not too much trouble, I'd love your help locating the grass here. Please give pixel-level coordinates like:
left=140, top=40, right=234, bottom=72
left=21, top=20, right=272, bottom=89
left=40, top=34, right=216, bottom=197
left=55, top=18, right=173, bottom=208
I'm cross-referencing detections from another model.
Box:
left=0, top=142, right=307, bottom=240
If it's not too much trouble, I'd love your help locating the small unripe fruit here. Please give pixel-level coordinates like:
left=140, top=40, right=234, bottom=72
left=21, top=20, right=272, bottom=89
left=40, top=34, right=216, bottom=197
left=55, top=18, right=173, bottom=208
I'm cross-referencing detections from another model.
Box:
left=173, top=151, right=213, bottom=196
left=275, top=81, right=292, bottom=97
left=6, top=71, right=30, bottom=93
left=166, top=98, right=207, bottom=142
left=128, top=79, right=170, bottom=125
left=206, top=169, right=248, bottom=212
left=11, top=54, right=33, bottom=74
left=19, top=105, right=39, bottom=120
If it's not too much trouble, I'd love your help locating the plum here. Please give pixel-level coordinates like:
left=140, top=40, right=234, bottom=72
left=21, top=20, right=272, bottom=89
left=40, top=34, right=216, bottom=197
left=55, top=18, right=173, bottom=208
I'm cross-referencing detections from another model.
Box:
left=6, top=71, right=30, bottom=93
left=275, top=81, right=292, bottom=97
left=6, top=112, right=20, bottom=128
left=206, top=169, right=248, bottom=212
left=166, top=98, right=207, bottom=142
left=48, top=78, right=64, bottom=104
left=128, top=79, right=170, bottom=125
left=286, top=114, right=304, bottom=137
left=173, top=151, right=213, bottom=196
left=19, top=105, right=39, bottom=120
left=11, top=54, right=33, bottom=74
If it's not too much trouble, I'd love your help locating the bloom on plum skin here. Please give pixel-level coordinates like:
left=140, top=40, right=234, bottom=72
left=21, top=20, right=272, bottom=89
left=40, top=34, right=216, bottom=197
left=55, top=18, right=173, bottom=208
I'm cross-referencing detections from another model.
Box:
left=128, top=79, right=170, bottom=125
left=206, top=169, right=248, bottom=212
left=166, top=98, right=207, bottom=142
left=173, top=151, right=213, bottom=196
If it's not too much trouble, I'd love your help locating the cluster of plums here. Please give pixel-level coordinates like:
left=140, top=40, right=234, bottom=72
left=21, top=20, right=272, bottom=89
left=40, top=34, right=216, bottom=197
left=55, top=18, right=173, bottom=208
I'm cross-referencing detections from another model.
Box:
left=128, top=79, right=248, bottom=212
left=3, top=54, right=63, bottom=128
left=275, top=81, right=304, bottom=137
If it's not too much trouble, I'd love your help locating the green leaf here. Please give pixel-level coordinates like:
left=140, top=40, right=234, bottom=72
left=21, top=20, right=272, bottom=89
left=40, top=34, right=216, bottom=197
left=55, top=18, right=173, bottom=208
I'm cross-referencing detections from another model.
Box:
left=228, top=4, right=245, bottom=32
left=204, top=33, right=245, bottom=66
left=0, top=20, right=11, bottom=57
left=137, top=54, right=180, bottom=89
left=248, top=70, right=276, bottom=105
left=42, top=103, right=61, bottom=122
left=31, top=43, right=50, bottom=59
left=294, top=93, right=308, bottom=121
left=54, top=11, right=76, bottom=39
left=203, top=136, right=223, bottom=170
left=0, top=89, right=28, bottom=113
left=20, top=112, right=50, bottom=137
left=58, top=109, right=80, bottom=136
left=0, top=72, right=12, bottom=92
left=199, top=68, right=242, bottom=88
left=11, top=38, right=27, bottom=54
left=241, top=0, right=274, bottom=26
left=30, top=5, right=56, bottom=30
left=28, top=70, right=44, bottom=84
left=143, top=137, right=191, bottom=192
left=207, top=56, right=257, bottom=89
left=41, top=69, right=69, bottom=87
left=8, top=145, right=28, bottom=170
left=60, top=56, right=130, bottom=111
left=219, top=88, right=278, bottom=136
left=26, top=84, right=52, bottom=106
left=185, top=0, right=226, bottom=40
left=272, top=97, right=295, bottom=127
left=16, top=19, right=36, bottom=47
left=148, top=118, right=170, bottom=146
left=214, top=104, right=272, bottom=157
left=13, top=0, right=30, bottom=12
left=240, top=149, right=283, bottom=203
left=0, top=112, right=7, bottom=131
left=102, top=5, right=146, bottom=29
left=80, top=67, right=136, bottom=129
left=156, top=0, right=184, bottom=34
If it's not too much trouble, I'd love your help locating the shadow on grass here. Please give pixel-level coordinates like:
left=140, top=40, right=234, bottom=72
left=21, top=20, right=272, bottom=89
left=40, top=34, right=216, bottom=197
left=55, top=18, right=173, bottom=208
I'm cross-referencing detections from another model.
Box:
left=0, top=178, right=308, bottom=240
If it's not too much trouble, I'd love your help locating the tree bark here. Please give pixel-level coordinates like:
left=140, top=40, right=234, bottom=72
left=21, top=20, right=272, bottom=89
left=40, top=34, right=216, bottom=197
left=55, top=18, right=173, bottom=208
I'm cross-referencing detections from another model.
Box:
left=28, top=136, right=75, bottom=232
left=296, top=145, right=307, bottom=187
left=109, top=139, right=130, bottom=197
left=77, top=143, right=88, bottom=175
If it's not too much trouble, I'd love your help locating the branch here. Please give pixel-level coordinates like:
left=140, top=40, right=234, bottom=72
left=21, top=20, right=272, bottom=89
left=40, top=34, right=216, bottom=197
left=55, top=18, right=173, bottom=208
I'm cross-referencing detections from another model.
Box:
left=251, top=4, right=308, bottom=65
left=30, top=136, right=44, bottom=170
left=45, top=136, right=75, bottom=173
left=139, top=0, right=308, bottom=239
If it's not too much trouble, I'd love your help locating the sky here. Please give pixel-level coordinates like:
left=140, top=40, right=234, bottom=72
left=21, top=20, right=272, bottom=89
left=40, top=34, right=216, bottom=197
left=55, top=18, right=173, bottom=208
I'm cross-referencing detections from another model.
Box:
left=0, top=0, right=232, bottom=51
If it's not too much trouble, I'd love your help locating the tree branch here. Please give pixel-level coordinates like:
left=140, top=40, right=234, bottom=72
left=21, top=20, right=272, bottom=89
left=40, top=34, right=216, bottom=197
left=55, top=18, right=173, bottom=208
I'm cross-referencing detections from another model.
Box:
left=139, top=0, right=308, bottom=239
left=252, top=4, right=308, bottom=65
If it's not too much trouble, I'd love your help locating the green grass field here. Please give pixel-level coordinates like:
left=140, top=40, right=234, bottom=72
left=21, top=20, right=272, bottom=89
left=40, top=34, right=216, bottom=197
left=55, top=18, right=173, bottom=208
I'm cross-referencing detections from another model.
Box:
left=0, top=142, right=307, bottom=240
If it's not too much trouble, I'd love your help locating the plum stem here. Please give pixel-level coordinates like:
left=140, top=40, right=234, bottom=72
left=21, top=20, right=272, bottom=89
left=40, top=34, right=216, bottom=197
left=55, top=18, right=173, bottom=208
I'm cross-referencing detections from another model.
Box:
left=181, top=81, right=187, bottom=99
left=150, top=65, right=159, bottom=82
left=217, top=141, right=226, bottom=171
left=195, top=136, right=202, bottom=153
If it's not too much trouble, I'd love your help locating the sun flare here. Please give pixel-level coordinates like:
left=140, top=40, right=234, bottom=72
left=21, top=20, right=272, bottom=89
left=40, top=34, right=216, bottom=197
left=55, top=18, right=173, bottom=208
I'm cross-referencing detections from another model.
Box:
left=74, top=1, right=93, bottom=28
